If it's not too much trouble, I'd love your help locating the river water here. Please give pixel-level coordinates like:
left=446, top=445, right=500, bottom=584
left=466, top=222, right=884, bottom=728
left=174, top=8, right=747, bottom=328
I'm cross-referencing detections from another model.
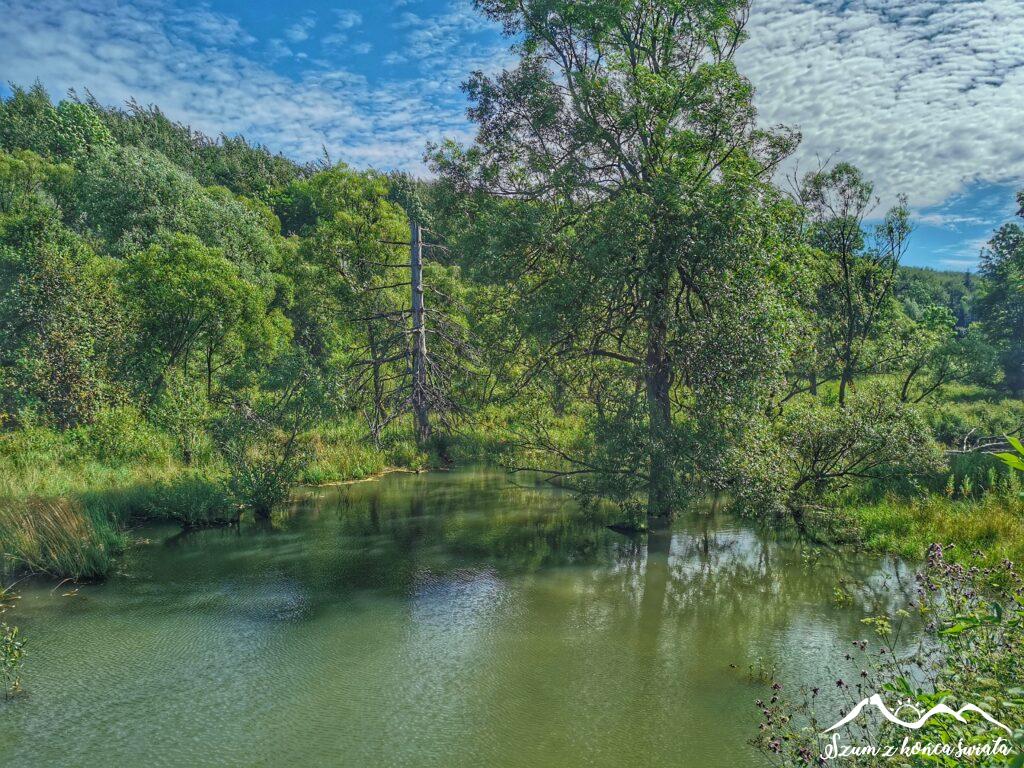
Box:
left=0, top=467, right=916, bottom=767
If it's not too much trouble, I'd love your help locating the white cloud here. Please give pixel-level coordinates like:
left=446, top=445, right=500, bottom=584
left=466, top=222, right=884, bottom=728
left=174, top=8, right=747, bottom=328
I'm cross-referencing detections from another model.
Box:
left=284, top=14, right=316, bottom=43
left=916, top=212, right=987, bottom=229
left=0, top=0, right=507, bottom=172
left=739, top=0, right=1024, bottom=212
left=333, top=9, right=363, bottom=30
left=15, top=0, right=1020, bottom=237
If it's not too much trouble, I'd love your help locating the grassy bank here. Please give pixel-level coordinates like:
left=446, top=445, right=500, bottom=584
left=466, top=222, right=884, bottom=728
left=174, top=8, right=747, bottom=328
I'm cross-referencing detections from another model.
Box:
left=844, top=490, right=1024, bottom=565
left=0, top=411, right=425, bottom=580
left=5, top=392, right=1023, bottom=579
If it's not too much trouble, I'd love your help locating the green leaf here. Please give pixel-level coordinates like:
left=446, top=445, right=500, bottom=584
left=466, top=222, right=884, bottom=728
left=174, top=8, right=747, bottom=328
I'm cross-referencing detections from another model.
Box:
left=992, top=602, right=1004, bottom=622
left=1008, top=436, right=1024, bottom=457
left=995, top=452, right=1024, bottom=471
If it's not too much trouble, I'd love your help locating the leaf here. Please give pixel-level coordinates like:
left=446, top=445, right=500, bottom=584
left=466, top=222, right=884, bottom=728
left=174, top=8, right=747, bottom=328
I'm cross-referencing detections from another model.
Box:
left=991, top=602, right=1004, bottom=622
left=995, top=452, right=1024, bottom=471
left=1008, top=436, right=1024, bottom=457
left=940, top=617, right=981, bottom=635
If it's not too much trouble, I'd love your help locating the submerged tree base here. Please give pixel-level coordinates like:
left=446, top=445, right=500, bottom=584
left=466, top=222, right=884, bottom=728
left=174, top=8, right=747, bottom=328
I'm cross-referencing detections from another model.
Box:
left=607, top=521, right=648, bottom=535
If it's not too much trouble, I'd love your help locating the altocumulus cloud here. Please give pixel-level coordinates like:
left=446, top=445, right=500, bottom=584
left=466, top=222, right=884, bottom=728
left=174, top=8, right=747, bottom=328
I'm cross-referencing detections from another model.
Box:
left=0, top=0, right=510, bottom=171
left=739, top=0, right=1024, bottom=211
left=1, top=0, right=1022, bottom=219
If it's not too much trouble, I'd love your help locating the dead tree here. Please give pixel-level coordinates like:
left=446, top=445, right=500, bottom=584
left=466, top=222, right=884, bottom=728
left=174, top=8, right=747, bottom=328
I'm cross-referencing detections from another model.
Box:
left=410, top=221, right=431, bottom=443
left=342, top=220, right=475, bottom=448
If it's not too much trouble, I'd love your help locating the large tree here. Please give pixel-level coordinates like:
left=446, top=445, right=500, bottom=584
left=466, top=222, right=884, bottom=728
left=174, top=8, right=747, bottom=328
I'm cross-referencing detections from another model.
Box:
left=433, top=0, right=799, bottom=523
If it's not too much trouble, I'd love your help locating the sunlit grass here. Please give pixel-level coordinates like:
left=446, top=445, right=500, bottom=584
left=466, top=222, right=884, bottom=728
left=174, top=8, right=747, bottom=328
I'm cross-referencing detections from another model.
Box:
left=0, top=412, right=417, bottom=579
left=846, top=491, right=1024, bottom=565
left=0, top=497, right=125, bottom=579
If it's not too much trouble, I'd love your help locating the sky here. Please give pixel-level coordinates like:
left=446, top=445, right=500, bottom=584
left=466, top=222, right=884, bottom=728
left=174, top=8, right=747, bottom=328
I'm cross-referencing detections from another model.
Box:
left=1, top=0, right=1023, bottom=270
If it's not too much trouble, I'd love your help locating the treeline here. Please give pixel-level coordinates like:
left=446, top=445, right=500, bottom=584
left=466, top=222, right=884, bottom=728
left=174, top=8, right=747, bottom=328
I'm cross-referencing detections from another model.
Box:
left=1, top=0, right=1023, bottom=551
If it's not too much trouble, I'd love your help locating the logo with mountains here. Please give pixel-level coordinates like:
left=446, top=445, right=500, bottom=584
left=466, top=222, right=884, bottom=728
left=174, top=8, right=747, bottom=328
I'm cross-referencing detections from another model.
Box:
left=823, top=693, right=1012, bottom=735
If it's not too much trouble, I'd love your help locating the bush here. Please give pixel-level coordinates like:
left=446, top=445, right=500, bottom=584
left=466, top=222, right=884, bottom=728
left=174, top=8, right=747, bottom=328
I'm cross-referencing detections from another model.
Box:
left=734, top=393, right=944, bottom=532
left=75, top=406, right=174, bottom=465
left=151, top=372, right=212, bottom=465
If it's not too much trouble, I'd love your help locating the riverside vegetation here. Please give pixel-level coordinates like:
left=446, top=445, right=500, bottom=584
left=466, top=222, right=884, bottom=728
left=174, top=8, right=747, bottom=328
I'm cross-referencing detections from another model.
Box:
left=2, top=3, right=1024, bottom=579
left=1, top=0, right=1023, bottom=742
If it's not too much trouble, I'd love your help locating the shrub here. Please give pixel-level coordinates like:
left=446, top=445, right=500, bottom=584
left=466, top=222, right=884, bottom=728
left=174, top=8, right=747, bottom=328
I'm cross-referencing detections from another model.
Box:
left=735, top=393, right=944, bottom=532
left=151, top=372, right=212, bottom=465
left=75, top=406, right=173, bottom=465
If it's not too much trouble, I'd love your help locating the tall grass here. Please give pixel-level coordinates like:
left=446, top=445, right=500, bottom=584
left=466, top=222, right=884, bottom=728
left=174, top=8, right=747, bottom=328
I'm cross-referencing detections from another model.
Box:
left=0, top=497, right=125, bottom=579
left=844, top=488, right=1024, bottom=565
left=0, top=409, right=418, bottom=579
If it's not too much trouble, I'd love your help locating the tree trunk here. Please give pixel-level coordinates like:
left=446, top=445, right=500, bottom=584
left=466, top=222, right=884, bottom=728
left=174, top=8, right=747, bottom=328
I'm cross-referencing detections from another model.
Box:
left=645, top=269, right=673, bottom=524
left=838, top=364, right=852, bottom=406
left=410, top=221, right=431, bottom=445
left=553, top=376, right=566, bottom=417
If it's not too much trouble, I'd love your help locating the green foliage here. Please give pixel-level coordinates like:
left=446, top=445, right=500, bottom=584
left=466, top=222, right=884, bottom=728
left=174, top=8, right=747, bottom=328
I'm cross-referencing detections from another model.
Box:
left=120, top=233, right=290, bottom=399
left=0, top=192, right=123, bottom=427
left=847, top=489, right=1024, bottom=565
left=736, top=392, right=943, bottom=528
left=71, top=144, right=282, bottom=269
left=897, top=265, right=981, bottom=327
left=0, top=84, right=113, bottom=161
left=434, top=0, right=801, bottom=521
left=0, top=149, right=71, bottom=214
left=142, top=473, right=235, bottom=528
left=799, top=163, right=909, bottom=405
left=151, top=371, right=212, bottom=465
left=214, top=357, right=338, bottom=517
left=0, top=585, right=25, bottom=699
left=75, top=406, right=174, bottom=465
left=976, top=200, right=1024, bottom=394
left=924, top=391, right=1024, bottom=445
left=1, top=65, right=1023, bottom=580
left=93, top=98, right=303, bottom=202
left=995, top=436, right=1024, bottom=474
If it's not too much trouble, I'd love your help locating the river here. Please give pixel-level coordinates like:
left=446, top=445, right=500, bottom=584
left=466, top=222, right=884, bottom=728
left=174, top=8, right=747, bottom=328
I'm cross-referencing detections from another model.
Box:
left=0, top=467, right=916, bottom=767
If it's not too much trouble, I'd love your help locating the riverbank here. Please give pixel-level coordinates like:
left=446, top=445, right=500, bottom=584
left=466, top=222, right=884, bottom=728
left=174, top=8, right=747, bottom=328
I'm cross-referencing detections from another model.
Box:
left=841, top=489, right=1024, bottom=565
left=0, top=415, right=426, bottom=579
left=4, top=398, right=1024, bottom=579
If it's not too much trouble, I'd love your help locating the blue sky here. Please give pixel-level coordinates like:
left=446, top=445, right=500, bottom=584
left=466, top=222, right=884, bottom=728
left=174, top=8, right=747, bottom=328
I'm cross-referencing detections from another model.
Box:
left=2, top=0, right=1023, bottom=270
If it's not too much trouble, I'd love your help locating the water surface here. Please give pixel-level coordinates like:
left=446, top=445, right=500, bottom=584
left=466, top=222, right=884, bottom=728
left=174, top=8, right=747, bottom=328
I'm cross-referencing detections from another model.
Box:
left=1, top=467, right=916, bottom=767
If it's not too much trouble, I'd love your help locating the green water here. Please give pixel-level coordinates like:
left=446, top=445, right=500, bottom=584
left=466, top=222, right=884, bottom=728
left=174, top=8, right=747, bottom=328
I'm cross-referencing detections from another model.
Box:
left=1, top=467, right=916, bottom=767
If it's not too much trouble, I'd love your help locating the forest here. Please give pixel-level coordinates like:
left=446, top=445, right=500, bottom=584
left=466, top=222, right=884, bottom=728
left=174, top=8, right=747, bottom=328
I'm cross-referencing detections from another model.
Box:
left=2, top=1, right=1024, bottom=764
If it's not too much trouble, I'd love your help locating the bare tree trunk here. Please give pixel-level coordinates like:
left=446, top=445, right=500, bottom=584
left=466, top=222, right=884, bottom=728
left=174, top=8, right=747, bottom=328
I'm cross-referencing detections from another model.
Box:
left=410, top=221, right=431, bottom=445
